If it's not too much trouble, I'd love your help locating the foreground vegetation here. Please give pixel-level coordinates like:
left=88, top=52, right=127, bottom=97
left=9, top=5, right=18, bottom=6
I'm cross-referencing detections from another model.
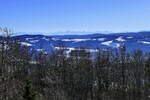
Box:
left=0, top=28, right=150, bottom=100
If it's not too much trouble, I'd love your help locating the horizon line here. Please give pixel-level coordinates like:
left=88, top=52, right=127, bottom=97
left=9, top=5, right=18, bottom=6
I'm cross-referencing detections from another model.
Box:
left=10, top=30, right=150, bottom=36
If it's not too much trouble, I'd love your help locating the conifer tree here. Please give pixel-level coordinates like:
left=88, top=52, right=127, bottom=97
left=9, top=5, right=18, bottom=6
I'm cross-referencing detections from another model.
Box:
left=23, top=78, right=36, bottom=100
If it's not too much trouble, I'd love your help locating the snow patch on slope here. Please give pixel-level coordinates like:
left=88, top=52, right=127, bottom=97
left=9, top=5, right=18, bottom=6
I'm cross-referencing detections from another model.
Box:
left=26, top=38, right=33, bottom=41
left=51, top=38, right=60, bottom=41
left=42, top=37, right=50, bottom=41
left=20, top=42, right=32, bottom=46
left=62, top=39, right=90, bottom=42
left=30, top=40, right=39, bottom=43
left=101, top=41, right=113, bottom=46
left=115, top=43, right=121, bottom=48
left=116, top=36, right=126, bottom=42
left=54, top=47, right=98, bottom=53
left=127, top=36, right=133, bottom=39
left=139, top=41, right=150, bottom=44
left=97, top=38, right=106, bottom=41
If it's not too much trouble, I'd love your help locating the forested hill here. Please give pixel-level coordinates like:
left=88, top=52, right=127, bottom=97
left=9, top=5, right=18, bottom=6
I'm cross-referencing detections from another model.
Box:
left=14, top=31, right=150, bottom=54
left=1, top=31, right=150, bottom=100
left=1, top=30, right=150, bottom=100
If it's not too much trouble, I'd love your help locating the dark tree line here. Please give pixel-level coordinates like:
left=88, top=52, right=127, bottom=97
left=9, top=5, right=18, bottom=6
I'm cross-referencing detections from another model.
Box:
left=0, top=28, right=150, bottom=100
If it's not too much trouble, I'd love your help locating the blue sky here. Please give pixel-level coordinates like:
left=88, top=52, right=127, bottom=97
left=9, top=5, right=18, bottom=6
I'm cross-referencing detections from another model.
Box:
left=0, top=0, right=150, bottom=33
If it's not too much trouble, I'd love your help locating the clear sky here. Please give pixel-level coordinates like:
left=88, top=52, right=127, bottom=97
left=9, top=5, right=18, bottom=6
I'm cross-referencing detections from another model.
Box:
left=0, top=0, right=150, bottom=33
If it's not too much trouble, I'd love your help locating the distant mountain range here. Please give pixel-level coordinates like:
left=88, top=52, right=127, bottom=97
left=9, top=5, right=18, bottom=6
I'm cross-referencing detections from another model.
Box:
left=15, top=31, right=150, bottom=54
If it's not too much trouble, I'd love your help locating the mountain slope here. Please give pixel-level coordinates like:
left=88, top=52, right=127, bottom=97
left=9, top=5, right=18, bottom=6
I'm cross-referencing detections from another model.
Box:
left=15, top=32, right=150, bottom=53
